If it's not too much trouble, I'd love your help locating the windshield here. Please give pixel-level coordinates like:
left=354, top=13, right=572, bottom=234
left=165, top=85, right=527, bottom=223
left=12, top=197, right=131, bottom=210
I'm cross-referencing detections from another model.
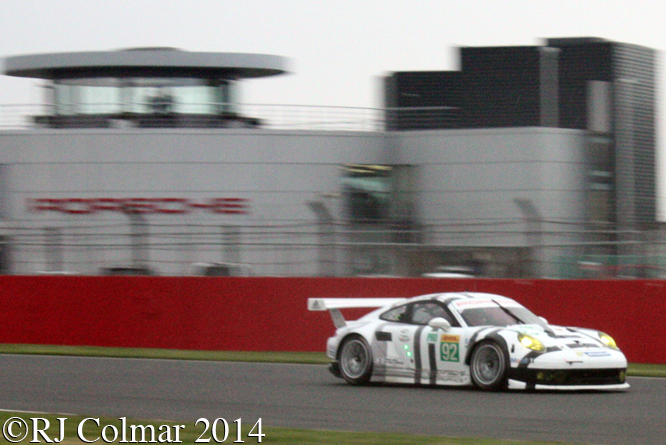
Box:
left=460, top=307, right=518, bottom=327
left=458, top=301, right=547, bottom=328
left=505, top=306, right=546, bottom=327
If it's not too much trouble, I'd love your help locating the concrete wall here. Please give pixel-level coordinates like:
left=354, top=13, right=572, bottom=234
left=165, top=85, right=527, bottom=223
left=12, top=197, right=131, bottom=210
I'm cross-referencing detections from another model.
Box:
left=2, top=128, right=386, bottom=222
left=391, top=127, right=587, bottom=232
left=0, top=276, right=662, bottom=364
left=0, top=128, right=386, bottom=275
left=0, top=126, right=590, bottom=277
left=390, top=127, right=588, bottom=276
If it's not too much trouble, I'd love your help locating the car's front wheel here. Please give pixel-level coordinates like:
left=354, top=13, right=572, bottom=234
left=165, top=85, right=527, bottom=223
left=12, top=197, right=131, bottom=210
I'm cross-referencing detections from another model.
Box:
left=338, top=336, right=373, bottom=385
left=470, top=340, right=508, bottom=391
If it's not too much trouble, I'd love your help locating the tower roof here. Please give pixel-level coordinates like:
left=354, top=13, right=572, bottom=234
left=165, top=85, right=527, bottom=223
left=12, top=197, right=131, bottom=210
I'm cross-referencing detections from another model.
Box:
left=3, top=48, right=290, bottom=80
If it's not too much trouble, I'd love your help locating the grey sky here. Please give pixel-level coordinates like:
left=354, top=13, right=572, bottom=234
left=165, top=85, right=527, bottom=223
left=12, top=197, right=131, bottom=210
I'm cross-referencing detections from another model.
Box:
left=1, top=0, right=665, bottom=213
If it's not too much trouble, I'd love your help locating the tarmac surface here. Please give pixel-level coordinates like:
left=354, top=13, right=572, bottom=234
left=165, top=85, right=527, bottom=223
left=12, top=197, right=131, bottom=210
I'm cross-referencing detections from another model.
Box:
left=0, top=355, right=663, bottom=444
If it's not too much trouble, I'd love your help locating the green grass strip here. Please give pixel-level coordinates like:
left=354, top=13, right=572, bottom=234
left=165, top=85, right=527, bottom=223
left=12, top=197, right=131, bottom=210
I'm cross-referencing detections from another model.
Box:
left=0, top=344, right=330, bottom=364
left=626, top=362, right=666, bottom=377
left=0, top=411, right=588, bottom=444
left=0, top=343, right=663, bottom=377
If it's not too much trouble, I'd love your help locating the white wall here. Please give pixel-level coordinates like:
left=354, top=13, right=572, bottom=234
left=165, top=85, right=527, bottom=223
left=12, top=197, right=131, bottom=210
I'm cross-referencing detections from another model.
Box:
left=0, top=127, right=385, bottom=275
left=390, top=127, right=588, bottom=276
left=0, top=125, right=588, bottom=276
left=391, top=127, right=587, bottom=231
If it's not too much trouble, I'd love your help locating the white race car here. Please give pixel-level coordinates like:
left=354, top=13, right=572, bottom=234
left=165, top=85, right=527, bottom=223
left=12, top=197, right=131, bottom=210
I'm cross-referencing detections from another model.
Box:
left=308, top=292, right=629, bottom=391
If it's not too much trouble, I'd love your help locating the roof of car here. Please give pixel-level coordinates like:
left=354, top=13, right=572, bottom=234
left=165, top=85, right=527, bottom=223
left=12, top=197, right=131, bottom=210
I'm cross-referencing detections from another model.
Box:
left=415, top=292, right=508, bottom=300
left=400, top=292, right=517, bottom=306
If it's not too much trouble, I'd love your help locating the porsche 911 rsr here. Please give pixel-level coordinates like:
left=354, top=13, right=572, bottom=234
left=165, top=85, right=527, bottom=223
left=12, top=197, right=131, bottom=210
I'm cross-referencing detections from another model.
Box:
left=308, top=292, right=629, bottom=391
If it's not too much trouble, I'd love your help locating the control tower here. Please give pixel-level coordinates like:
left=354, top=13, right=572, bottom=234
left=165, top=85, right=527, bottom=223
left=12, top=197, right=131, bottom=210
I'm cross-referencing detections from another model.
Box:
left=4, top=48, right=289, bottom=128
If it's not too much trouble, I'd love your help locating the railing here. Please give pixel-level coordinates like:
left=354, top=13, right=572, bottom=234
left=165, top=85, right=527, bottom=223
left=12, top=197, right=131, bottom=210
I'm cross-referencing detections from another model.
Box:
left=0, top=103, right=468, bottom=132
left=0, top=103, right=387, bottom=132
left=5, top=220, right=666, bottom=279
left=0, top=104, right=50, bottom=129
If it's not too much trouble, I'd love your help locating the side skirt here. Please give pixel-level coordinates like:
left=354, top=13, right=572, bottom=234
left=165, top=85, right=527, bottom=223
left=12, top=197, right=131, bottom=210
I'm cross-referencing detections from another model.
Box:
left=378, top=368, right=471, bottom=386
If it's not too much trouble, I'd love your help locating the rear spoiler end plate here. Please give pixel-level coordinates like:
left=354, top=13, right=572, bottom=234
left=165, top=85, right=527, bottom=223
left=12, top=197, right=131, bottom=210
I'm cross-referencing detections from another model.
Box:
left=308, top=298, right=405, bottom=328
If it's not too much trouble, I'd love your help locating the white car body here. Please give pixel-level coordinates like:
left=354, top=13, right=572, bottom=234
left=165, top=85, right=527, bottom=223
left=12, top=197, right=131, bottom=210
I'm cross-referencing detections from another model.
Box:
left=308, top=292, right=629, bottom=391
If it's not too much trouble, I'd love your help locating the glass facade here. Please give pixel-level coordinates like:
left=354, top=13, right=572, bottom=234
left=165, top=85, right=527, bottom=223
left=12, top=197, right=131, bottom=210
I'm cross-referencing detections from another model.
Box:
left=50, top=77, right=237, bottom=116
left=612, top=43, right=657, bottom=227
left=342, top=164, right=393, bottom=223
left=385, top=38, right=657, bottom=229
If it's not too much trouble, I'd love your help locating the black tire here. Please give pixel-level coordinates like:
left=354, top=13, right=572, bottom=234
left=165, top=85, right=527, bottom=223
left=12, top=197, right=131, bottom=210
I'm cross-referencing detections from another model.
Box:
left=470, top=340, right=509, bottom=391
left=338, top=336, right=373, bottom=385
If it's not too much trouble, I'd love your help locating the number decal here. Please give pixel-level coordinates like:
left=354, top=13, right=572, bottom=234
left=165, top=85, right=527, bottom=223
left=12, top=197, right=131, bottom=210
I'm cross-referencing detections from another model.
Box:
left=440, top=335, right=460, bottom=362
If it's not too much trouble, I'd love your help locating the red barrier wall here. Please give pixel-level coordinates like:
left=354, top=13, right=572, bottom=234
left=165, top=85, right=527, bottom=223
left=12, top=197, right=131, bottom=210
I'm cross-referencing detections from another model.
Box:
left=0, top=276, right=663, bottom=363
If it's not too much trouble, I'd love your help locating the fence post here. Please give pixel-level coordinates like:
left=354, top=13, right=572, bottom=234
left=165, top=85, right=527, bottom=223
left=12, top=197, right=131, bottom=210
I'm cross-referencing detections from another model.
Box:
left=307, top=200, right=336, bottom=277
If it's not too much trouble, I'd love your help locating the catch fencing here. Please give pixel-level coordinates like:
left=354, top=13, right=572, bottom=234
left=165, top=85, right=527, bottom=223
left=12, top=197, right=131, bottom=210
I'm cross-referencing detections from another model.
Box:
left=5, top=220, right=666, bottom=279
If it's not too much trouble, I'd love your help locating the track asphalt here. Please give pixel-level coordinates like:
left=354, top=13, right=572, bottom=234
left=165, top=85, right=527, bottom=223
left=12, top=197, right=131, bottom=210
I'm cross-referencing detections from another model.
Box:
left=0, top=355, right=662, bottom=445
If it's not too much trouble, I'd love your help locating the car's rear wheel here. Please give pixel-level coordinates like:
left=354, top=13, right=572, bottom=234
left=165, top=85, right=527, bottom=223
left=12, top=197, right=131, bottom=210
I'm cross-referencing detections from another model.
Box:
left=470, top=340, right=508, bottom=391
left=339, top=336, right=373, bottom=384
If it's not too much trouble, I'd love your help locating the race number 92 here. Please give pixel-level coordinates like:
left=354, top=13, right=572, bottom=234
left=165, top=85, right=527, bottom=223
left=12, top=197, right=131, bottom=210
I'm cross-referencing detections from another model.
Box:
left=440, top=339, right=460, bottom=362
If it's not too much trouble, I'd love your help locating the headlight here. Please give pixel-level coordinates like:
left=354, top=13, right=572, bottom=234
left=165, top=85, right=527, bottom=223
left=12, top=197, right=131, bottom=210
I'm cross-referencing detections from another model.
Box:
left=518, top=332, right=545, bottom=352
left=598, top=332, right=619, bottom=350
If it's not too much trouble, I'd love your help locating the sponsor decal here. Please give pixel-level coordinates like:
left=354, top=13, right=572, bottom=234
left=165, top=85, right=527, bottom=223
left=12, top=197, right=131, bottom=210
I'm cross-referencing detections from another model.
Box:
left=441, top=334, right=460, bottom=342
left=440, top=335, right=460, bottom=362
left=453, top=298, right=521, bottom=308
left=378, top=357, right=404, bottom=365
left=426, top=332, right=438, bottom=344
left=375, top=331, right=392, bottom=341
left=27, top=197, right=250, bottom=215
left=437, top=370, right=466, bottom=383
left=453, top=299, right=494, bottom=308
left=584, top=351, right=612, bottom=357
left=515, top=326, right=542, bottom=335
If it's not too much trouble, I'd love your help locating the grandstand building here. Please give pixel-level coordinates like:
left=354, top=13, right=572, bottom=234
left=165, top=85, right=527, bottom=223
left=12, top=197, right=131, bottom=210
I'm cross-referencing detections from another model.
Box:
left=0, top=38, right=658, bottom=277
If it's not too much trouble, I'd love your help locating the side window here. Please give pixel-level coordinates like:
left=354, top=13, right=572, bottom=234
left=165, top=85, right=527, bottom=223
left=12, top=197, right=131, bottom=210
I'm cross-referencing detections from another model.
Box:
left=380, top=304, right=408, bottom=323
left=381, top=301, right=460, bottom=326
left=412, top=302, right=448, bottom=325
left=411, top=301, right=460, bottom=327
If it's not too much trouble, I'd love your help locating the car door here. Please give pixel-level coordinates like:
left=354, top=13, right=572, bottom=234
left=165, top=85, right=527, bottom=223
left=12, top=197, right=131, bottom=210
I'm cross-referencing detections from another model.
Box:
left=424, top=325, right=469, bottom=385
left=374, top=300, right=470, bottom=385
left=374, top=303, right=421, bottom=382
left=411, top=301, right=469, bottom=385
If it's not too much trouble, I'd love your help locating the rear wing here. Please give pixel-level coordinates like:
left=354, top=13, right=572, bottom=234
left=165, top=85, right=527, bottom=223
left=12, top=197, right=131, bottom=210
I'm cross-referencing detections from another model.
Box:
left=308, top=298, right=405, bottom=328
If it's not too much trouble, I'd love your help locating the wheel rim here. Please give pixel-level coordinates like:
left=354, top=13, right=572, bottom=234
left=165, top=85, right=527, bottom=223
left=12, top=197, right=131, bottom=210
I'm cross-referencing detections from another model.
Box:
left=340, top=339, right=370, bottom=379
left=472, top=343, right=504, bottom=385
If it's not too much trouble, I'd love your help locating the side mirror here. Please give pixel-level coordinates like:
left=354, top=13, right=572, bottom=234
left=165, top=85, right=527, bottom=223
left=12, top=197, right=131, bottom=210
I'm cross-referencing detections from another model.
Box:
left=539, top=316, right=548, bottom=325
left=428, top=317, right=451, bottom=332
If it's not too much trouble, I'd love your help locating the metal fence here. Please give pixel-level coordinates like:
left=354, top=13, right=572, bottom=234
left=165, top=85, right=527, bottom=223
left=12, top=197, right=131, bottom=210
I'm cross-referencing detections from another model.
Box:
left=0, top=103, right=469, bottom=132
left=5, top=220, right=666, bottom=278
left=0, top=103, right=387, bottom=132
